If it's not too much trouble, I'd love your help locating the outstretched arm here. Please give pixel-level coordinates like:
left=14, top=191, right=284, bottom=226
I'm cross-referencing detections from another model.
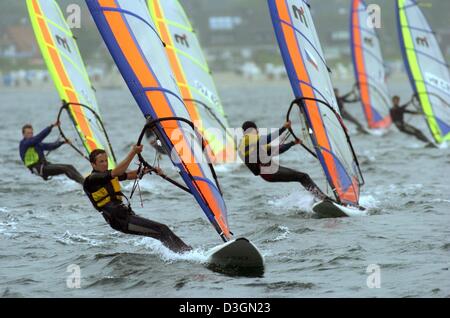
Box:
left=405, top=110, right=421, bottom=115
left=41, top=140, right=65, bottom=151
left=260, top=121, right=291, bottom=146
left=401, top=102, right=421, bottom=115
left=343, top=96, right=360, bottom=103
left=278, top=141, right=297, bottom=155
left=268, top=139, right=300, bottom=157
left=342, top=91, right=359, bottom=103
left=125, top=167, right=162, bottom=180
left=111, top=145, right=142, bottom=178
left=400, top=102, right=412, bottom=110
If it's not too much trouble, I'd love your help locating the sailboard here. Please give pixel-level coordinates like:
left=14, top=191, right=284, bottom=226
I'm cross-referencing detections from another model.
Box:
left=396, top=0, right=450, bottom=145
left=86, top=0, right=264, bottom=270
left=312, top=199, right=367, bottom=218
left=268, top=0, right=365, bottom=211
left=147, top=0, right=236, bottom=163
left=206, top=238, right=264, bottom=276
left=350, top=0, right=392, bottom=130
left=27, top=0, right=116, bottom=167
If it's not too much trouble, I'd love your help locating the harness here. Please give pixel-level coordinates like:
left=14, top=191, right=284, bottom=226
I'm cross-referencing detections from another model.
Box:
left=238, top=134, right=262, bottom=163
left=23, top=146, right=48, bottom=178
left=85, top=176, right=128, bottom=211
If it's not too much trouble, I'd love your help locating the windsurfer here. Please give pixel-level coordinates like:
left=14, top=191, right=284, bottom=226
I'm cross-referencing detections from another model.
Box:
left=390, top=96, right=430, bottom=143
left=19, top=123, right=84, bottom=184
left=83, top=146, right=191, bottom=253
left=239, top=120, right=329, bottom=200
left=334, top=88, right=366, bottom=133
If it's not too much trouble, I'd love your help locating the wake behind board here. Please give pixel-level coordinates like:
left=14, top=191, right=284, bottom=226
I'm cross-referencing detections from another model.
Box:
left=312, top=200, right=367, bottom=218
left=206, top=238, right=264, bottom=276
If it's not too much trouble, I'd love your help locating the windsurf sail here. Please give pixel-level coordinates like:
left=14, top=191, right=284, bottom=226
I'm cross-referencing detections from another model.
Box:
left=350, top=0, right=392, bottom=129
left=396, top=0, right=450, bottom=144
left=148, top=0, right=236, bottom=163
left=268, top=0, right=364, bottom=207
left=86, top=0, right=232, bottom=241
left=27, top=0, right=116, bottom=167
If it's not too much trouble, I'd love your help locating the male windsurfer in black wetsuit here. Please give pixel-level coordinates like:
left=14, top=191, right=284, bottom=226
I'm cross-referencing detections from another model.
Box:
left=19, top=123, right=84, bottom=184
left=83, top=146, right=191, bottom=253
left=390, top=95, right=430, bottom=143
left=334, top=88, right=366, bottom=133
left=238, top=120, right=328, bottom=200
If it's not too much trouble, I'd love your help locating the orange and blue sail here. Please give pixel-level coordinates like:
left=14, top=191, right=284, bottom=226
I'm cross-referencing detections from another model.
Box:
left=27, top=0, right=116, bottom=167
left=86, top=0, right=231, bottom=241
left=396, top=0, right=450, bottom=144
left=148, top=0, right=236, bottom=163
left=268, top=0, right=364, bottom=207
left=350, top=0, right=391, bottom=129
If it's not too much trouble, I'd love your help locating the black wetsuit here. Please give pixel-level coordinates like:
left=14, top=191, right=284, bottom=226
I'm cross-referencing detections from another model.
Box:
left=41, top=164, right=84, bottom=184
left=19, top=126, right=84, bottom=184
left=336, top=92, right=365, bottom=132
left=83, top=170, right=190, bottom=253
left=239, top=126, right=327, bottom=200
left=390, top=104, right=429, bottom=143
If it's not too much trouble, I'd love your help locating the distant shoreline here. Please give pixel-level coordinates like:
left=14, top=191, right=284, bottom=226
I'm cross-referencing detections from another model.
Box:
left=0, top=70, right=409, bottom=92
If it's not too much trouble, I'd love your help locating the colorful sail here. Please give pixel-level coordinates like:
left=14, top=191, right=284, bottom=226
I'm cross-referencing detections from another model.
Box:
left=86, top=0, right=231, bottom=241
left=396, top=0, right=450, bottom=144
left=27, top=0, right=116, bottom=167
left=350, top=0, right=391, bottom=129
left=148, top=0, right=235, bottom=163
left=268, top=0, right=364, bottom=207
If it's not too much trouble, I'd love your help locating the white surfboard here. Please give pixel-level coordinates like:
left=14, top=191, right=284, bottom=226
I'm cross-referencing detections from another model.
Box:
left=312, top=199, right=367, bottom=218
left=206, top=237, right=264, bottom=275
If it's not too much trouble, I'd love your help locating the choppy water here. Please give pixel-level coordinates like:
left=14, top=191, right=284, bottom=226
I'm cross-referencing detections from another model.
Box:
left=0, top=78, right=449, bottom=298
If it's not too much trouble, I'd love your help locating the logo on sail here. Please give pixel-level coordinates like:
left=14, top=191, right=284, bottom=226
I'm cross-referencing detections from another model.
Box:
left=175, top=33, right=190, bottom=48
left=56, top=35, right=71, bottom=53
left=416, top=36, right=429, bottom=47
left=292, top=5, right=308, bottom=28
left=425, top=72, right=450, bottom=94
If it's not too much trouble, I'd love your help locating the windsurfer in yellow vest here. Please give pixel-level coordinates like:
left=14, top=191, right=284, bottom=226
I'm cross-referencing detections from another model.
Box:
left=83, top=146, right=191, bottom=253
left=19, top=123, right=84, bottom=184
left=238, top=121, right=329, bottom=201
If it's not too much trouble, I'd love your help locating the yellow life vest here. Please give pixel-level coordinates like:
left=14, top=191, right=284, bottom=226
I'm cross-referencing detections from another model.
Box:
left=238, top=134, right=259, bottom=161
left=24, top=147, right=40, bottom=168
left=86, top=177, right=123, bottom=210
left=238, top=134, right=271, bottom=162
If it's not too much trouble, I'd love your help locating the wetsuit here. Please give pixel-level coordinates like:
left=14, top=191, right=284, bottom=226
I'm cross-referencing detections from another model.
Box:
left=19, top=126, right=84, bottom=184
left=239, top=126, right=327, bottom=200
left=390, top=104, right=429, bottom=143
left=83, top=170, right=190, bottom=253
left=336, top=92, right=365, bottom=132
